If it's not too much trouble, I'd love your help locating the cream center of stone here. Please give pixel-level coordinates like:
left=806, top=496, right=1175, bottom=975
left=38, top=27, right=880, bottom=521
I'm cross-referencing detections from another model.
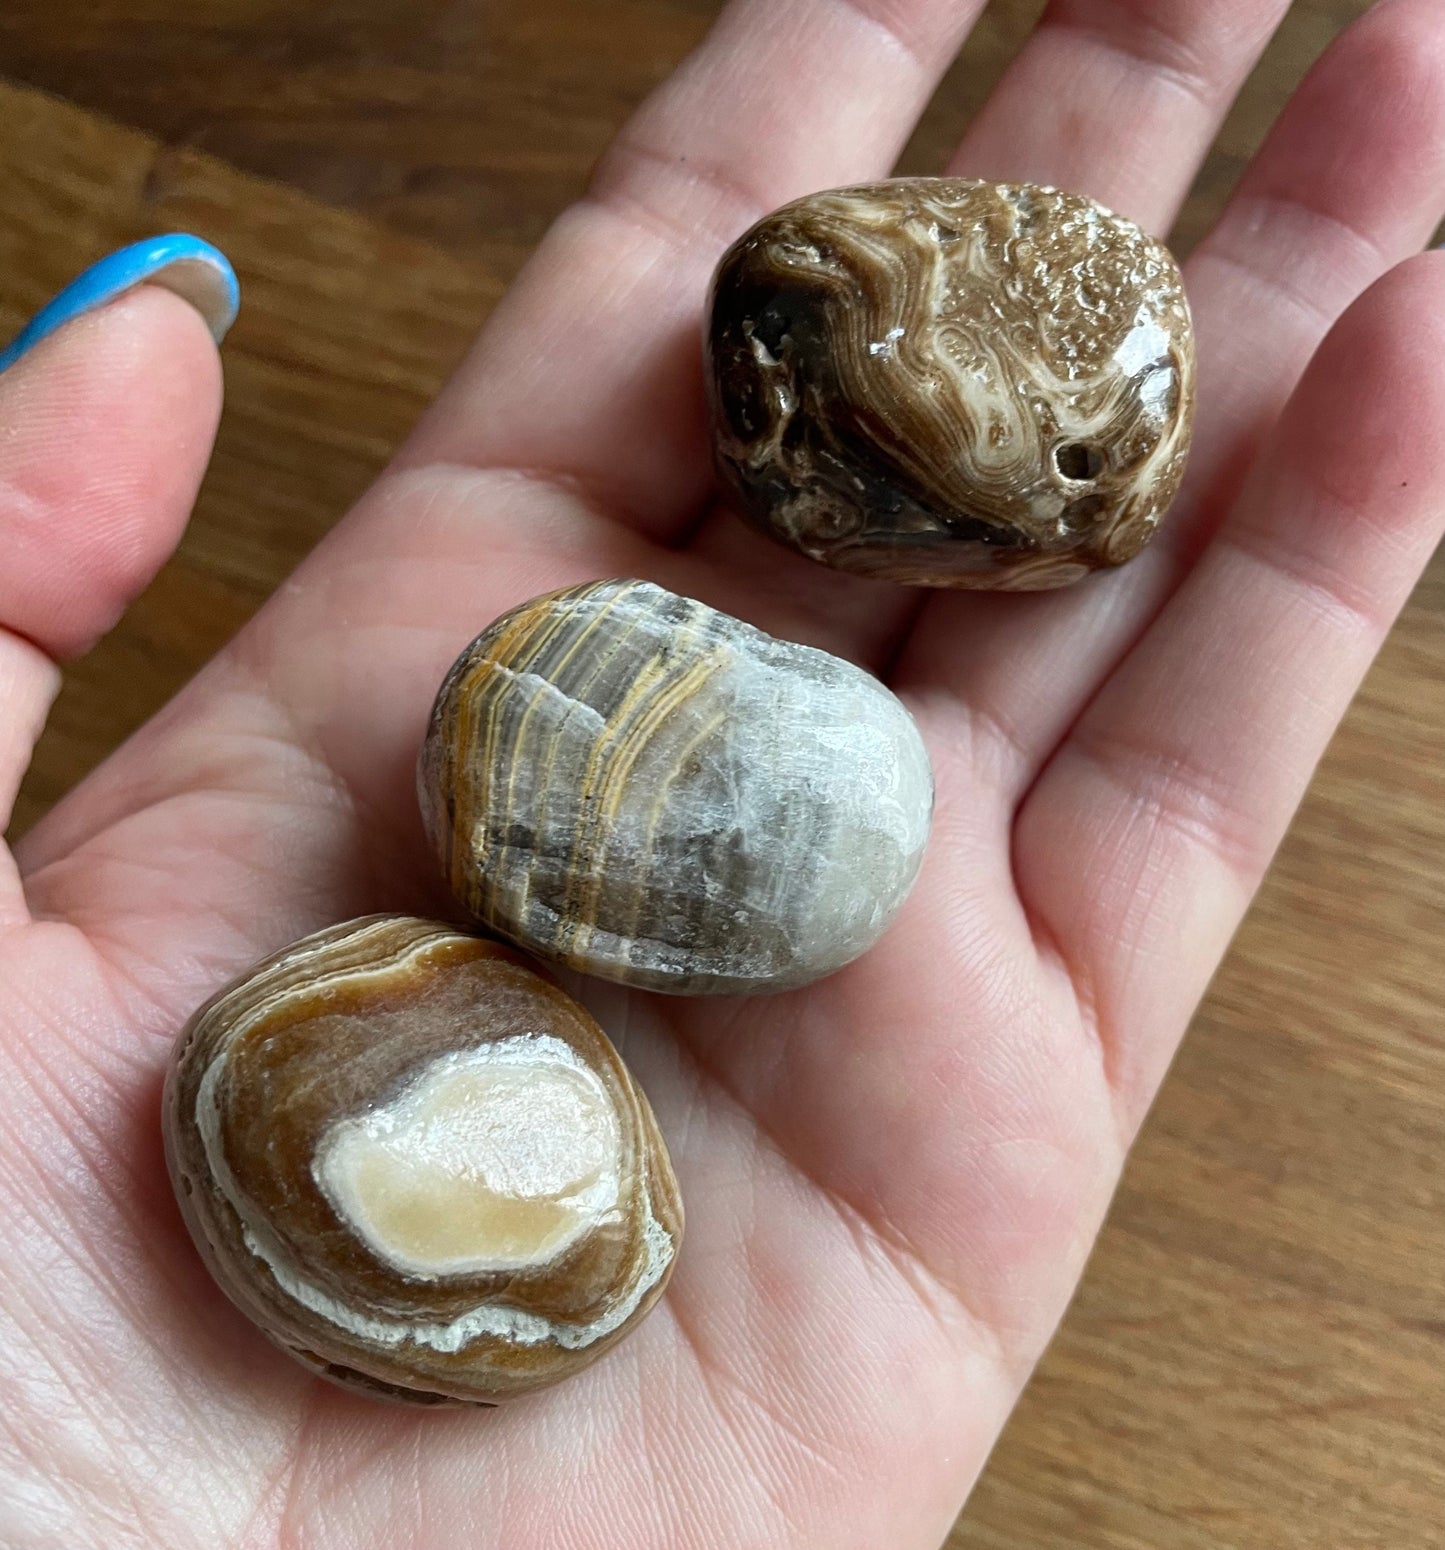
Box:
left=313, top=1037, right=622, bottom=1278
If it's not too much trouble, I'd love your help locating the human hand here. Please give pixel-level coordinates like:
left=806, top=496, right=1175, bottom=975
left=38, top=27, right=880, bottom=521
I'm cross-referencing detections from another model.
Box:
left=3, top=1, right=1443, bottom=1545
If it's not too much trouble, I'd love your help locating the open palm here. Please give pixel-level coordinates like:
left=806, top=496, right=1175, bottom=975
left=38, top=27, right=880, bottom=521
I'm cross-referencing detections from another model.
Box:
left=4, top=1, right=1444, bottom=1545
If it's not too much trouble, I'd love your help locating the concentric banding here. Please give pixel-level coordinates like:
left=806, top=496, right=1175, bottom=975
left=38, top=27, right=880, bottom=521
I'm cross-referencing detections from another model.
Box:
left=418, top=579, right=935, bottom=994
left=707, top=177, right=1196, bottom=589
left=163, top=915, right=683, bottom=1405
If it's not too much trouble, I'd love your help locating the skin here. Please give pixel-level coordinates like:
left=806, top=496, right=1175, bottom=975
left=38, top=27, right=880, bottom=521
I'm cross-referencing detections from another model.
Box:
left=1, top=0, right=1443, bottom=1545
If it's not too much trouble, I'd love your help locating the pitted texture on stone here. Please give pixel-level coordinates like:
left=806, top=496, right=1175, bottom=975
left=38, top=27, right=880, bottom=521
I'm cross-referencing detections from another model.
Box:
left=708, top=178, right=1196, bottom=589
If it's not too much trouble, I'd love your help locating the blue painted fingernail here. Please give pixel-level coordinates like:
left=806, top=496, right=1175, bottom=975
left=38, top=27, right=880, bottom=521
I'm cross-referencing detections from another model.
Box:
left=0, top=234, right=239, bottom=373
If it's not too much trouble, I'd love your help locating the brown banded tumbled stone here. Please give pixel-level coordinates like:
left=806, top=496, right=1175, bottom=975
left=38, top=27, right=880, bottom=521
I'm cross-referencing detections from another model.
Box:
left=418, top=578, right=934, bottom=995
left=164, top=914, right=682, bottom=1405
left=707, top=177, right=1196, bottom=590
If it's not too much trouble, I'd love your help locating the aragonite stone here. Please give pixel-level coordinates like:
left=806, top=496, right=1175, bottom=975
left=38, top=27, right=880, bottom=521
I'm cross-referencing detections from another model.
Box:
left=164, top=915, right=682, bottom=1405
left=707, top=177, right=1196, bottom=590
left=419, top=579, right=934, bottom=994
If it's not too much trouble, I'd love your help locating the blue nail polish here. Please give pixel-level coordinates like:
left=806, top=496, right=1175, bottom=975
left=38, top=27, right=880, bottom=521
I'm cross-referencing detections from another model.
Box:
left=0, top=234, right=240, bottom=373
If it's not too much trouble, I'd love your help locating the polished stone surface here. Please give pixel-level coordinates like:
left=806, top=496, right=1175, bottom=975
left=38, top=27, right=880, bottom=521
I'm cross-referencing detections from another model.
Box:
left=708, top=178, right=1196, bottom=589
left=420, top=579, right=934, bottom=994
left=164, top=914, right=682, bottom=1405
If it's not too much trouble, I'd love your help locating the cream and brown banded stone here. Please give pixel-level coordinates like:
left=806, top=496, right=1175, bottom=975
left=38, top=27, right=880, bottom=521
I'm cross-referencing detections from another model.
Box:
left=163, top=915, right=682, bottom=1405
left=418, top=579, right=934, bottom=995
left=708, top=177, right=1196, bottom=589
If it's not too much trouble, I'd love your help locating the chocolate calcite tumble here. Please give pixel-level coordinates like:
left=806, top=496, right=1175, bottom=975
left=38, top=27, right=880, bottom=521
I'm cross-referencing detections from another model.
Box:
left=707, top=178, right=1196, bottom=590
left=164, top=915, right=682, bottom=1405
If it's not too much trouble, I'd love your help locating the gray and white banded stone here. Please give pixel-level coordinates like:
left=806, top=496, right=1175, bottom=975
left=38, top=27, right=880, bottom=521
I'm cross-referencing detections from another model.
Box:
left=419, top=579, right=934, bottom=994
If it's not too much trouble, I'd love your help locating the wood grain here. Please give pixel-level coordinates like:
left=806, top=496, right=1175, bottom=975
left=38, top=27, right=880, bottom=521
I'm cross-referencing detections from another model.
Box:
left=1, top=3, right=1440, bottom=1545
left=0, top=1, right=1387, bottom=272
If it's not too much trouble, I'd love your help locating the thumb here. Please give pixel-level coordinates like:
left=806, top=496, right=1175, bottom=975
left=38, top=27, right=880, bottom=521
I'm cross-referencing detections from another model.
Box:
left=0, top=236, right=235, bottom=906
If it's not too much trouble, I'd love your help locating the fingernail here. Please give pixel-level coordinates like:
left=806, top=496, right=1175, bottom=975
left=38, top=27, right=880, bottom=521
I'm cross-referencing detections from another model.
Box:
left=0, top=234, right=240, bottom=373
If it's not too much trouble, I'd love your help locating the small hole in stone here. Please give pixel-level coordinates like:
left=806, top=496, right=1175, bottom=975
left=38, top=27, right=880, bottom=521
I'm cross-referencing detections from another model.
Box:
left=1055, top=443, right=1103, bottom=482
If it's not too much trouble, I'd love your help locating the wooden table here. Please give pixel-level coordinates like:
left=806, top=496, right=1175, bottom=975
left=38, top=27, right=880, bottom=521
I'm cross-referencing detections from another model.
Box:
left=1, top=4, right=1439, bottom=1544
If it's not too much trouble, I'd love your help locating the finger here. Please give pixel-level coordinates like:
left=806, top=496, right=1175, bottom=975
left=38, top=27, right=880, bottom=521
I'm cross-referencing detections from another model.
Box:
left=1171, top=0, right=1445, bottom=550
left=400, top=0, right=990, bottom=540
left=0, top=253, right=230, bottom=911
left=898, top=0, right=1445, bottom=805
left=1018, top=253, right=1445, bottom=1127
left=0, top=238, right=233, bottom=656
left=948, top=0, right=1291, bottom=233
